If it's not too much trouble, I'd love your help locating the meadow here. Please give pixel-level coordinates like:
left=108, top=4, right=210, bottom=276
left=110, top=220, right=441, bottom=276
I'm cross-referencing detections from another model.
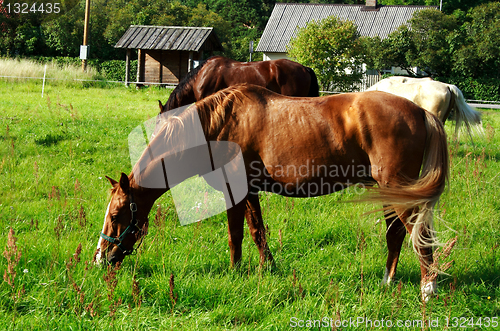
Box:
left=0, top=74, right=499, bottom=330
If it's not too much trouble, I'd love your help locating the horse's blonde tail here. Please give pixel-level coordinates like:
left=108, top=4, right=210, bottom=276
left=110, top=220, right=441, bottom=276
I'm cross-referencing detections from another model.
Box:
left=369, top=111, right=449, bottom=253
left=447, top=84, right=484, bottom=137
left=407, top=111, right=449, bottom=252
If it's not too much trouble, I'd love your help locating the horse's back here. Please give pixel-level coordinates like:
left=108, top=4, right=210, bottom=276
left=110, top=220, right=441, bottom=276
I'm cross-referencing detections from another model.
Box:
left=234, top=85, right=426, bottom=129
left=387, top=76, right=433, bottom=83
left=335, top=91, right=427, bottom=136
left=368, top=79, right=421, bottom=103
left=230, top=86, right=427, bottom=154
left=214, top=57, right=316, bottom=97
left=270, top=59, right=317, bottom=97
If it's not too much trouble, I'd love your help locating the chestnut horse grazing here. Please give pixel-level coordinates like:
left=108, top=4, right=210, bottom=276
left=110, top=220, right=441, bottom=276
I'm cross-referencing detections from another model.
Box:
left=98, top=85, right=449, bottom=301
left=159, top=56, right=319, bottom=113
left=368, top=76, right=483, bottom=137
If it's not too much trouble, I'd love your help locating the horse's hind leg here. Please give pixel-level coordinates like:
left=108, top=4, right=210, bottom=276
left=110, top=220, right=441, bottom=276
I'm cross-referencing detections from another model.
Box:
left=395, top=207, right=436, bottom=302
left=245, top=193, right=275, bottom=267
left=227, top=197, right=247, bottom=268
left=382, top=208, right=407, bottom=285
left=414, top=222, right=436, bottom=302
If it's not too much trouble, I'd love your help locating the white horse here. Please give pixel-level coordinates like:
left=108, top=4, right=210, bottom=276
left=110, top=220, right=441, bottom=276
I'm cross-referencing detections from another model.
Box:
left=368, top=76, right=483, bottom=137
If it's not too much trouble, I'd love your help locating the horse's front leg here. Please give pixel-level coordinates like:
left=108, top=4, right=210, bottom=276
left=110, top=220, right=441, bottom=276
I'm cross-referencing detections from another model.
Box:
left=226, top=197, right=247, bottom=267
left=245, top=193, right=275, bottom=268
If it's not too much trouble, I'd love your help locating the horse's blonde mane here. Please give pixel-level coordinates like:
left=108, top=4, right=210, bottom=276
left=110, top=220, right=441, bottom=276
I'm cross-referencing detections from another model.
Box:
left=151, top=85, right=247, bottom=159
left=195, top=85, right=246, bottom=139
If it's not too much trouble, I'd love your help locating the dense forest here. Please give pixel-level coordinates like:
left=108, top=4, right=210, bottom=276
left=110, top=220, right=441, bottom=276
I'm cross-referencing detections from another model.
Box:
left=0, top=0, right=496, bottom=62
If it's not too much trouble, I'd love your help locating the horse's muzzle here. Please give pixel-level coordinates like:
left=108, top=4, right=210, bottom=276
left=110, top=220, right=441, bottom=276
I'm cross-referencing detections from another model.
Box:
left=106, top=247, right=125, bottom=265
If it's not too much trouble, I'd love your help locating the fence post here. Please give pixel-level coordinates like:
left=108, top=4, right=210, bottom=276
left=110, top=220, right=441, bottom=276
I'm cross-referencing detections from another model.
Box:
left=125, top=49, right=131, bottom=87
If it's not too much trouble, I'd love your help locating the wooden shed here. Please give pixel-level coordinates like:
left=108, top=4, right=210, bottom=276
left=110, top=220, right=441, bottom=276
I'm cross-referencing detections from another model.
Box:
left=115, top=25, right=223, bottom=86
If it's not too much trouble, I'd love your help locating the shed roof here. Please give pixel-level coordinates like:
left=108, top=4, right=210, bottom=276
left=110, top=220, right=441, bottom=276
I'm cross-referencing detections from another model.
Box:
left=115, top=25, right=223, bottom=52
left=256, top=3, right=436, bottom=53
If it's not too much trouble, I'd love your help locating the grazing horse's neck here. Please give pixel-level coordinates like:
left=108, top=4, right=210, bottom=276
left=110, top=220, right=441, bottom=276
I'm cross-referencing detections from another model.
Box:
left=166, top=81, right=197, bottom=111
left=128, top=175, right=167, bottom=210
left=183, top=82, right=197, bottom=105
left=131, top=87, right=237, bottom=216
left=129, top=140, right=209, bottom=214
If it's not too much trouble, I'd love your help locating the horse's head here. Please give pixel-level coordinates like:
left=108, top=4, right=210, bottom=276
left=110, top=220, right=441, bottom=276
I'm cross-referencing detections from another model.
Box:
left=96, top=173, right=146, bottom=265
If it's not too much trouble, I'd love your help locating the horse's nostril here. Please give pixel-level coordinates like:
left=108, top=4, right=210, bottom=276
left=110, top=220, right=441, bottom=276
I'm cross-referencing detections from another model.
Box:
left=108, top=256, right=119, bottom=265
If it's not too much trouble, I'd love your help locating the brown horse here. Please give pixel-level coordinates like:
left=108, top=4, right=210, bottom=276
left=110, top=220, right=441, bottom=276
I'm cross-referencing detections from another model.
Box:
left=98, top=85, right=449, bottom=301
left=159, top=56, right=319, bottom=113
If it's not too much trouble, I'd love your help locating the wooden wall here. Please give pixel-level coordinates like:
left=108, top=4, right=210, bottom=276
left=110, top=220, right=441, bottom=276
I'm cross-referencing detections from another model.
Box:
left=142, top=50, right=200, bottom=85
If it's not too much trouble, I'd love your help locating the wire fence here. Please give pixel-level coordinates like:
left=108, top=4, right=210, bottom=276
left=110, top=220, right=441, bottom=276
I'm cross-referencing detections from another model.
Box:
left=468, top=100, right=500, bottom=104
left=2, top=74, right=499, bottom=106
left=0, top=74, right=178, bottom=87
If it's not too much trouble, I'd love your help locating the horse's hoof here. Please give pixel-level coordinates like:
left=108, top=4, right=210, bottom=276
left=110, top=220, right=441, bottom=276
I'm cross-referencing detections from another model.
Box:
left=381, top=267, right=392, bottom=286
left=421, top=280, right=437, bottom=302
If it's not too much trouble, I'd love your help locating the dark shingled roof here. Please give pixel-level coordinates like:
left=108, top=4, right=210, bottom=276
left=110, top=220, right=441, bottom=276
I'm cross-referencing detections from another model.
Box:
left=256, top=3, right=436, bottom=53
left=115, top=25, right=223, bottom=52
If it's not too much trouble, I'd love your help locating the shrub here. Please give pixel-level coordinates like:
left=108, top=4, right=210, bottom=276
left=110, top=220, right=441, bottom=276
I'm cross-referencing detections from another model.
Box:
left=99, top=60, right=138, bottom=82
left=446, top=77, right=500, bottom=101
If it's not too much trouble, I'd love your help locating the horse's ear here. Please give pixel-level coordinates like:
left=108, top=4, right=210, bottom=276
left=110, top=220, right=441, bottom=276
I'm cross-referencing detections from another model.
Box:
left=106, top=176, right=118, bottom=187
left=119, top=172, right=130, bottom=193
left=158, top=100, right=165, bottom=114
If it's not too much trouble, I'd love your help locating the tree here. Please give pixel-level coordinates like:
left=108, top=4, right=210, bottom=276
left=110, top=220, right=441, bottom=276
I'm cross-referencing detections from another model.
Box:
left=0, top=1, right=45, bottom=56
left=363, top=2, right=500, bottom=81
left=441, top=0, right=493, bottom=14
left=188, top=3, right=231, bottom=49
left=362, top=25, right=418, bottom=76
left=365, top=8, right=458, bottom=77
left=0, top=0, right=79, bottom=56
left=379, top=0, right=434, bottom=4
left=202, top=0, right=268, bottom=60
left=406, top=9, right=458, bottom=77
left=43, top=6, right=83, bottom=57
left=451, top=2, right=500, bottom=79
left=287, top=16, right=365, bottom=92
left=379, top=0, right=499, bottom=14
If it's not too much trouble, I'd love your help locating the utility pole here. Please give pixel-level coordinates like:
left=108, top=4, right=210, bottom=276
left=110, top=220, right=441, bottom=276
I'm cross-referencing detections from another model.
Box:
left=81, top=0, right=91, bottom=71
left=249, top=41, right=254, bottom=62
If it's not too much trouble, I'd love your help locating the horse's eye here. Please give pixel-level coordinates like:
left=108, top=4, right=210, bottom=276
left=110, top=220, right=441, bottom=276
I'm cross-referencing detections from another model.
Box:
left=110, top=215, right=117, bottom=223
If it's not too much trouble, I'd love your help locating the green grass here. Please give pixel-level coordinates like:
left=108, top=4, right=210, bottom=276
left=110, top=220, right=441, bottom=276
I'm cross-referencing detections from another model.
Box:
left=0, top=78, right=499, bottom=330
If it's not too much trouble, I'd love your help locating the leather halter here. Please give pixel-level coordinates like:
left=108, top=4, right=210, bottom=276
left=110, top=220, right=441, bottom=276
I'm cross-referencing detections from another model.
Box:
left=100, top=191, right=142, bottom=256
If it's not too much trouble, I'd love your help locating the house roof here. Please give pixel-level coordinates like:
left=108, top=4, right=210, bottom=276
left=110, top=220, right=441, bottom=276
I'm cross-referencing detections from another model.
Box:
left=256, top=3, right=435, bottom=53
left=115, top=25, right=223, bottom=52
